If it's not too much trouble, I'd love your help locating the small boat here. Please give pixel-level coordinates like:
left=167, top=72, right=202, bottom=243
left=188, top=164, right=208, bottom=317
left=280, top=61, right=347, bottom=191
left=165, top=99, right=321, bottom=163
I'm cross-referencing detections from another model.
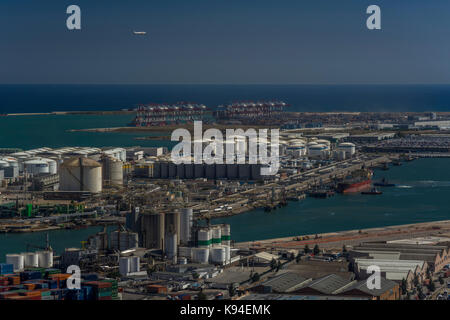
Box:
left=373, top=178, right=396, bottom=187
left=361, top=188, right=382, bottom=195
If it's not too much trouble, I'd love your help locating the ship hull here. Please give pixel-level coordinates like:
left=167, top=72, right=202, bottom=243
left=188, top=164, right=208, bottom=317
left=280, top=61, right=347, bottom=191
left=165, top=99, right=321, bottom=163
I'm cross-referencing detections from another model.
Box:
left=337, top=179, right=372, bottom=194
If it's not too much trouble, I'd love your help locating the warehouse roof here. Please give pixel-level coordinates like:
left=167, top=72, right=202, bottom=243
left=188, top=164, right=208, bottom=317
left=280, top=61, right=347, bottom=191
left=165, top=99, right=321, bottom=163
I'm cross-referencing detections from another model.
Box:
left=296, top=274, right=355, bottom=295
left=343, top=277, right=398, bottom=297
left=259, top=272, right=310, bottom=293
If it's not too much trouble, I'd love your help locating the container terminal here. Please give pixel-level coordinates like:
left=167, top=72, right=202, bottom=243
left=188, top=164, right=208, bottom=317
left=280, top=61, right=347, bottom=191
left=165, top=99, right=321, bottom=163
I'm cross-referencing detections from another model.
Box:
left=2, top=110, right=450, bottom=300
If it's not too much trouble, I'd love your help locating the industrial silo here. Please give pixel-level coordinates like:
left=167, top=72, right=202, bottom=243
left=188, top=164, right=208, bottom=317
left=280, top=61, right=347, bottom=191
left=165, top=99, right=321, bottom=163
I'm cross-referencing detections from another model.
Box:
left=6, top=254, right=24, bottom=272
left=164, top=233, right=177, bottom=259
left=197, top=228, right=212, bottom=248
left=194, top=164, right=204, bottom=178
left=192, top=248, right=209, bottom=264
left=226, top=164, right=238, bottom=179
left=184, top=163, right=194, bottom=179
left=210, top=246, right=226, bottom=264
left=238, top=164, right=250, bottom=180
left=101, top=156, right=123, bottom=186
left=59, top=157, right=102, bottom=193
left=211, top=226, right=222, bottom=245
left=37, top=251, right=53, bottom=268
left=176, top=163, right=185, bottom=179
left=180, top=208, right=193, bottom=245
left=205, top=164, right=216, bottom=180
left=152, top=161, right=161, bottom=178
left=165, top=211, right=180, bottom=244
left=250, top=164, right=262, bottom=180
left=160, top=161, right=169, bottom=178
left=215, top=164, right=227, bottom=179
left=168, top=162, right=177, bottom=178
left=221, top=224, right=231, bottom=246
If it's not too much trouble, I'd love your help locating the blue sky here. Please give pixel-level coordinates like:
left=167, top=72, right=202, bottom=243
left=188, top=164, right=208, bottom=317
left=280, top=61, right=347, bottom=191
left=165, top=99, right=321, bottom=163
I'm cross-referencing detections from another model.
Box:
left=1, top=0, right=450, bottom=84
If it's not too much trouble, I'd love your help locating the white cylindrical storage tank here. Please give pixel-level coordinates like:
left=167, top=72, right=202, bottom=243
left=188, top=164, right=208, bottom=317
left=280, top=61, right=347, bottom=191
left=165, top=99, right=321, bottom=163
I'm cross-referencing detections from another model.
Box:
left=192, top=248, right=209, bottom=264
left=130, top=256, right=140, bottom=273
left=165, top=233, right=178, bottom=259
left=316, top=139, right=331, bottom=147
left=0, top=160, right=10, bottom=169
left=37, top=250, right=53, bottom=268
left=197, top=229, right=212, bottom=248
left=23, top=252, right=39, bottom=267
left=38, top=158, right=57, bottom=175
left=308, top=144, right=327, bottom=159
left=221, top=224, right=231, bottom=246
left=119, top=257, right=131, bottom=276
left=180, top=208, right=193, bottom=245
left=338, top=142, right=356, bottom=158
left=210, top=246, right=226, bottom=264
left=24, top=158, right=50, bottom=175
left=6, top=254, right=24, bottom=272
left=59, top=157, right=102, bottom=193
left=211, top=226, right=222, bottom=246
left=178, top=247, right=192, bottom=259
left=224, top=245, right=231, bottom=264
left=102, top=156, right=123, bottom=186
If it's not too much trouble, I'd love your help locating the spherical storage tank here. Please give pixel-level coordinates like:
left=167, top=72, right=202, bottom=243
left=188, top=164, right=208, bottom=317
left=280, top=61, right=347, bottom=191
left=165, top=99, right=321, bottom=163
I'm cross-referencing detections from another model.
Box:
left=59, top=157, right=102, bottom=193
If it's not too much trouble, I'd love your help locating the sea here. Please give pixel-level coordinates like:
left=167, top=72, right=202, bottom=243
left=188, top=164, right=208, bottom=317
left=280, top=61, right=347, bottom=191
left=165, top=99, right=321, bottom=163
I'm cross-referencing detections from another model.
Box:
left=1, top=84, right=450, bottom=260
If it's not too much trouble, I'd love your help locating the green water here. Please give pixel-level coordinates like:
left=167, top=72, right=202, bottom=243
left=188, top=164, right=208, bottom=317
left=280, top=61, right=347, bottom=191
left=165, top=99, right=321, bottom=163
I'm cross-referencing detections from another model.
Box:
left=0, top=226, right=116, bottom=263
left=214, top=158, right=450, bottom=243
left=0, top=114, right=175, bottom=150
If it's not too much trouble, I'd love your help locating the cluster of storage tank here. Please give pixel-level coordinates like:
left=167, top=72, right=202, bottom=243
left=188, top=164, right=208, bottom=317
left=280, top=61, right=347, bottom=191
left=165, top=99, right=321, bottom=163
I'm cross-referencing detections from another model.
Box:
left=282, top=137, right=358, bottom=161
left=5, top=251, right=53, bottom=272
left=149, top=161, right=271, bottom=180
left=190, top=224, right=232, bottom=265
left=119, top=256, right=140, bottom=276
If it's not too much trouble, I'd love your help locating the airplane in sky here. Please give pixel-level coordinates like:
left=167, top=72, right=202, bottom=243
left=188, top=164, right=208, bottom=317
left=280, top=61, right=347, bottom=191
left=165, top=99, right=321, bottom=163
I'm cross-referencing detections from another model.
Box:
left=133, top=31, right=147, bottom=36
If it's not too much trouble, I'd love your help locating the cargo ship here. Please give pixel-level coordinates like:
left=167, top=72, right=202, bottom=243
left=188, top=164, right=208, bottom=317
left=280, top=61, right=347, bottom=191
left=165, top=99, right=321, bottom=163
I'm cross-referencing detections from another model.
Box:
left=336, top=169, right=373, bottom=194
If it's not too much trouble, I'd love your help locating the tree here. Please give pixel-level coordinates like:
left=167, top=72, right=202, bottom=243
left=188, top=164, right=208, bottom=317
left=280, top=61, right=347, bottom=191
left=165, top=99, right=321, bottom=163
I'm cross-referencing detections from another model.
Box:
left=428, top=281, right=436, bottom=292
left=400, top=278, right=407, bottom=295
left=197, top=289, right=207, bottom=300
left=313, top=244, right=320, bottom=256
left=439, top=276, right=444, bottom=285
left=342, top=245, right=347, bottom=253
left=192, top=272, right=200, bottom=280
left=304, top=244, right=310, bottom=254
left=295, top=253, right=301, bottom=263
left=228, top=284, right=236, bottom=298
left=251, top=273, right=260, bottom=283
left=413, top=275, right=419, bottom=287
left=270, top=258, right=277, bottom=270
left=106, top=270, right=121, bottom=279
left=276, top=261, right=282, bottom=272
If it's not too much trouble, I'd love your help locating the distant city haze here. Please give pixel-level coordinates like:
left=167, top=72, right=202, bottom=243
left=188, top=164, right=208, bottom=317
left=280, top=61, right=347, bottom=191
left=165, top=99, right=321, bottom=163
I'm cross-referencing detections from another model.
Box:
left=1, top=0, right=450, bottom=84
